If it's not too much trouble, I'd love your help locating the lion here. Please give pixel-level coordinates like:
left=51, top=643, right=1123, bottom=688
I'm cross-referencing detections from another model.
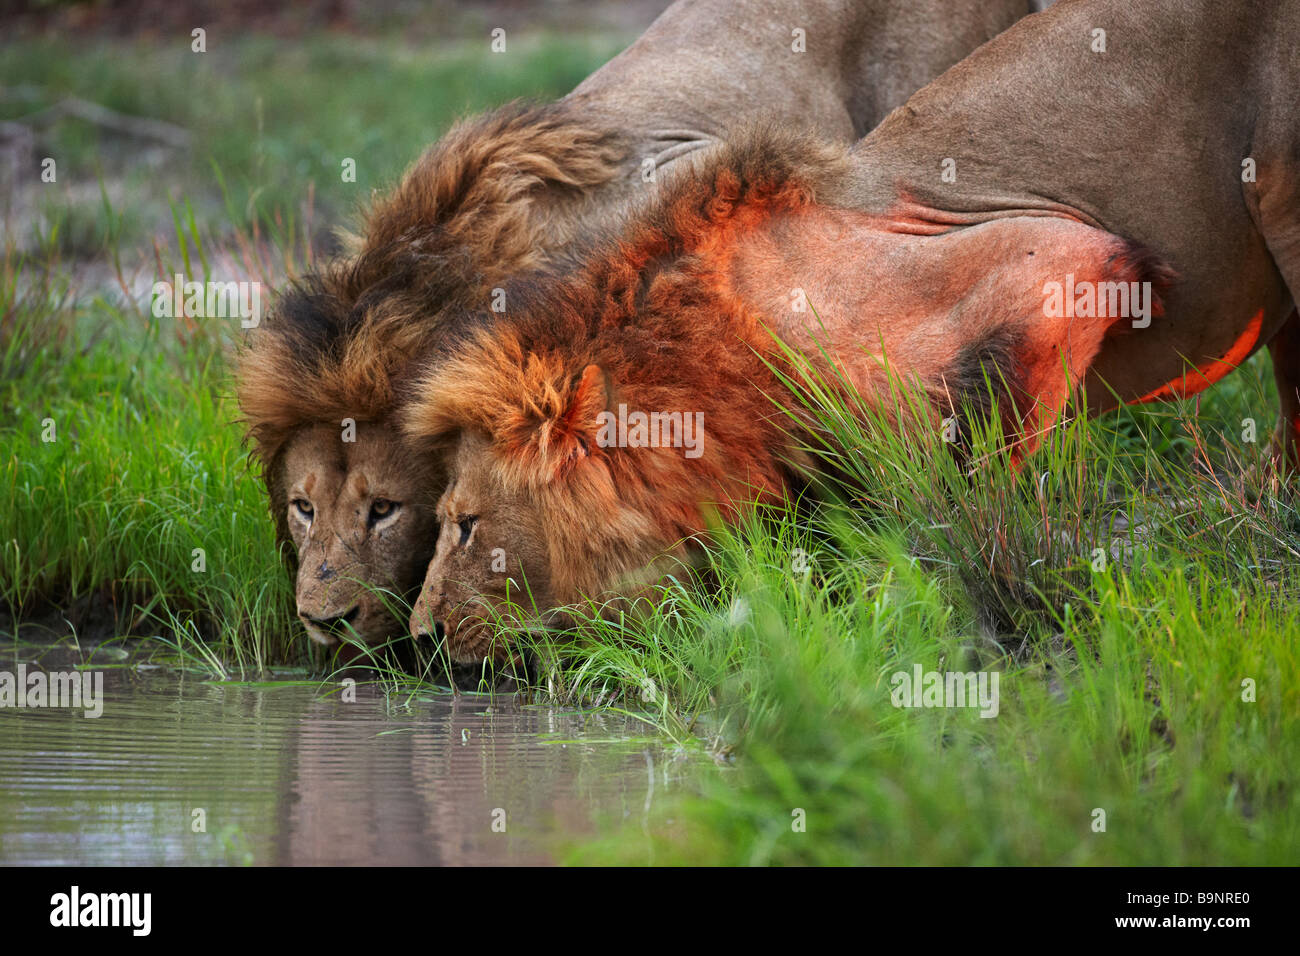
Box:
left=401, top=124, right=1172, bottom=662
left=408, top=0, right=1300, bottom=665
left=237, top=0, right=1038, bottom=656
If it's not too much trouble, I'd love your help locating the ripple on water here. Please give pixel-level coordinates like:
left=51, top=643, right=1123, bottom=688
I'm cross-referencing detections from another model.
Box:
left=0, top=649, right=679, bottom=865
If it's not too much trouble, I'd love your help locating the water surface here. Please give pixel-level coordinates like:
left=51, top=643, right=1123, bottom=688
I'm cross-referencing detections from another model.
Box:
left=0, top=642, right=680, bottom=865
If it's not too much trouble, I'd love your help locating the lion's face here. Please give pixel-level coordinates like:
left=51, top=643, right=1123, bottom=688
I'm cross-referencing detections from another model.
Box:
left=408, top=430, right=694, bottom=663
left=407, top=433, right=555, bottom=663
left=280, top=422, right=442, bottom=648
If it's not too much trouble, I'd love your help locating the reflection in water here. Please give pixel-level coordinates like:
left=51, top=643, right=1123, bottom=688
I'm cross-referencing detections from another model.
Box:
left=0, top=648, right=681, bottom=865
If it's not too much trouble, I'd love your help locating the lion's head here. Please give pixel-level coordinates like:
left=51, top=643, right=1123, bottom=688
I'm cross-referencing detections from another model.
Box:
left=398, top=130, right=844, bottom=661
left=237, top=274, right=452, bottom=648
left=399, top=219, right=807, bottom=662
left=276, top=421, right=441, bottom=646
left=405, top=424, right=703, bottom=663
left=235, top=250, right=464, bottom=650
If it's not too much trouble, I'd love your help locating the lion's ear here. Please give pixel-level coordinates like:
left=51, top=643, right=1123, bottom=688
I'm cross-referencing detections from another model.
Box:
left=527, top=363, right=608, bottom=480
left=403, top=332, right=610, bottom=483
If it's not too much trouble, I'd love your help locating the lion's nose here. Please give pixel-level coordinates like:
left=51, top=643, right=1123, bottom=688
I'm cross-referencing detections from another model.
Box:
left=414, top=620, right=446, bottom=643
left=300, top=606, right=359, bottom=633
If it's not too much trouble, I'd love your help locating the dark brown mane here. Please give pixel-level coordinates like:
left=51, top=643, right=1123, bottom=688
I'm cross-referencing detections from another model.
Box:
left=236, top=99, right=632, bottom=475
left=403, top=126, right=848, bottom=537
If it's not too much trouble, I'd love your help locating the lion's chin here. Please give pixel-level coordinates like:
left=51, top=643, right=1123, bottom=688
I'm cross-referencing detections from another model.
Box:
left=445, top=626, right=495, bottom=665
left=433, top=613, right=519, bottom=665
left=302, top=617, right=400, bottom=651
left=303, top=624, right=338, bottom=647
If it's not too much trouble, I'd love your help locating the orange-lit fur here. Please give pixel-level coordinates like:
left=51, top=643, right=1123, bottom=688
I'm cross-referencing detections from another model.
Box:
left=405, top=129, right=1173, bottom=611
left=1131, top=310, right=1264, bottom=403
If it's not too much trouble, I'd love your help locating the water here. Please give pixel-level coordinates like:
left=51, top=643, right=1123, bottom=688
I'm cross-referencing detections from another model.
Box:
left=0, top=643, right=682, bottom=865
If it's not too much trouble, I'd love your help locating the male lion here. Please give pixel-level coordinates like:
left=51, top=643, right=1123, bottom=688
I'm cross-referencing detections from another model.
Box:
left=238, top=0, right=1039, bottom=656
left=403, top=126, right=1171, bottom=662
left=407, top=0, right=1300, bottom=663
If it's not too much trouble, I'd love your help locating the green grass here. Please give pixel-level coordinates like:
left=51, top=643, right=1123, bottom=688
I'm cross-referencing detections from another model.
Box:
left=490, top=350, right=1299, bottom=864
left=2, top=28, right=1297, bottom=865
left=549, top=374, right=1300, bottom=864
left=0, top=233, right=296, bottom=672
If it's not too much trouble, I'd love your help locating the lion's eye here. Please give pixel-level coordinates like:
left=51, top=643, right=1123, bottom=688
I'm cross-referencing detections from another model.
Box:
left=369, top=499, right=399, bottom=523
left=293, top=498, right=314, bottom=520
left=457, top=516, right=478, bottom=547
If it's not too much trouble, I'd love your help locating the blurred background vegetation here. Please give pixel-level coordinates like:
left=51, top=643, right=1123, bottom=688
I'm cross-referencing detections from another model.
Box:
left=1, top=0, right=668, bottom=259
